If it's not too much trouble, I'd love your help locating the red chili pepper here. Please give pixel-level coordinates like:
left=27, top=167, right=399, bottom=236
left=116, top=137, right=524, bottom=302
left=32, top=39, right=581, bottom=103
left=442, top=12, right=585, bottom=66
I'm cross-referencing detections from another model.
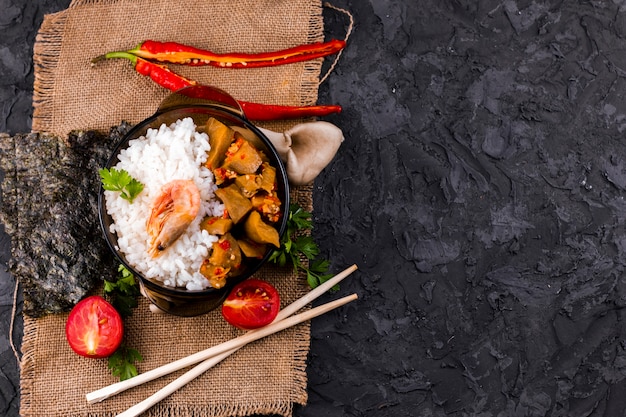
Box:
left=91, top=52, right=342, bottom=120
left=238, top=102, right=342, bottom=120
left=134, top=56, right=198, bottom=91
left=108, top=39, right=346, bottom=69
left=93, top=51, right=198, bottom=91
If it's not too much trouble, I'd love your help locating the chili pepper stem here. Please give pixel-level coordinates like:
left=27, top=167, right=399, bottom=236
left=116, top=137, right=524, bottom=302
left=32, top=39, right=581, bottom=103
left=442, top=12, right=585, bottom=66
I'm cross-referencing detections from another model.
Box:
left=91, top=51, right=137, bottom=66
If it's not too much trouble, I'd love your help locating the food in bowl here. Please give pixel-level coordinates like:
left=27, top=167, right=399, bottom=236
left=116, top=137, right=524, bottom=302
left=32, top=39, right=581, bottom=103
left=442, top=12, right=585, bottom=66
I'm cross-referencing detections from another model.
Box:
left=102, top=116, right=284, bottom=292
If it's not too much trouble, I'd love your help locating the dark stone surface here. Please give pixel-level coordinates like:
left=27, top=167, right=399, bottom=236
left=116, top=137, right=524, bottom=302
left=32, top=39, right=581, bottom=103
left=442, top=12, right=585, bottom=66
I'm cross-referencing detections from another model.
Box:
left=4, top=0, right=626, bottom=416
left=1, top=2, right=73, bottom=416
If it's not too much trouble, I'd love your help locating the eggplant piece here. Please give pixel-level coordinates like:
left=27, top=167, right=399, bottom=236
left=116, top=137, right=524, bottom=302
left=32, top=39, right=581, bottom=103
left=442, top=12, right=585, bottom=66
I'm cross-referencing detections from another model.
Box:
left=205, top=118, right=235, bottom=170
left=208, top=233, right=242, bottom=269
left=237, top=239, right=267, bottom=259
left=200, top=233, right=242, bottom=289
left=200, top=216, right=233, bottom=235
left=244, top=210, right=280, bottom=247
left=235, top=174, right=262, bottom=197
left=259, top=162, right=276, bottom=192
left=214, top=183, right=253, bottom=224
left=199, top=262, right=229, bottom=289
left=250, top=193, right=282, bottom=223
left=212, top=167, right=237, bottom=186
left=222, top=135, right=263, bottom=174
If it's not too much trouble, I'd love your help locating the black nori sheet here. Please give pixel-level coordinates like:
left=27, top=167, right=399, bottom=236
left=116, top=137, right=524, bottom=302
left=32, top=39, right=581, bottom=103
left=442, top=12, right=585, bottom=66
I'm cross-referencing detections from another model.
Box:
left=0, top=124, right=131, bottom=317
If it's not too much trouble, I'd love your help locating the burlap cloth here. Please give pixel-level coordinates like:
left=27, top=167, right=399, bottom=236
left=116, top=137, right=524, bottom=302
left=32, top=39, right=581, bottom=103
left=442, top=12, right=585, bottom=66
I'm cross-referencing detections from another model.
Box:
left=20, top=0, right=328, bottom=415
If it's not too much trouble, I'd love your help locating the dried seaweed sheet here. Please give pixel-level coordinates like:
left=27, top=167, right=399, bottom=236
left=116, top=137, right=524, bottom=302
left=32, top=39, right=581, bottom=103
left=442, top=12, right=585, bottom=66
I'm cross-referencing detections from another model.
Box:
left=0, top=124, right=131, bottom=317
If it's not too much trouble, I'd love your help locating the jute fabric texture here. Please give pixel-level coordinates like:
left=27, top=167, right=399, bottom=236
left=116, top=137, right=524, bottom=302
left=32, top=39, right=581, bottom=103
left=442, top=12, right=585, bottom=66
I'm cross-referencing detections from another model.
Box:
left=20, top=0, right=324, bottom=415
left=32, top=0, right=324, bottom=136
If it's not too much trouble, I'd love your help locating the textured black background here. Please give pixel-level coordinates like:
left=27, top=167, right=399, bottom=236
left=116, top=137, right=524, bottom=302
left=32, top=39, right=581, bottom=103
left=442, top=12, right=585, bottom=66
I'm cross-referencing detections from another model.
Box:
left=4, top=1, right=626, bottom=416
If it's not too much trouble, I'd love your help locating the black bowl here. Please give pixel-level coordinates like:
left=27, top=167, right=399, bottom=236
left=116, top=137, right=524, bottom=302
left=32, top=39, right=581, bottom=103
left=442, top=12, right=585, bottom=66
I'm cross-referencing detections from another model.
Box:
left=98, top=86, right=289, bottom=316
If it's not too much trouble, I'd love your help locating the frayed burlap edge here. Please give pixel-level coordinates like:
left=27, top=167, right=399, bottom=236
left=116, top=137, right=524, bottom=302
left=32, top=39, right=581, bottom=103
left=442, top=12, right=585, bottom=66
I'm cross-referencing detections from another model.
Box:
left=31, top=10, right=68, bottom=134
left=18, top=314, right=38, bottom=417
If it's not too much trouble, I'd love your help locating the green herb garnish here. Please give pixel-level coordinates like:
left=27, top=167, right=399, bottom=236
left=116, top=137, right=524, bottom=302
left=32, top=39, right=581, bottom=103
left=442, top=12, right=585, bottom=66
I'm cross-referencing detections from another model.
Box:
left=104, top=264, right=141, bottom=318
left=99, top=167, right=144, bottom=203
left=107, top=344, right=143, bottom=381
left=104, top=265, right=142, bottom=381
left=269, top=203, right=334, bottom=289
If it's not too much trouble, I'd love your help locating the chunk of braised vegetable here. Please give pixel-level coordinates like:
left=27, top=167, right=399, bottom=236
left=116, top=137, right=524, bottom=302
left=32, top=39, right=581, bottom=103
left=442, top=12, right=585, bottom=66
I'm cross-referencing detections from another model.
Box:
left=208, top=233, right=242, bottom=269
left=212, top=167, right=237, bottom=185
left=237, top=239, right=267, bottom=259
left=250, top=193, right=282, bottom=223
left=205, top=118, right=235, bottom=170
left=200, top=216, right=233, bottom=235
left=259, top=162, right=276, bottom=193
left=235, top=174, right=261, bottom=197
left=200, top=233, right=243, bottom=288
left=222, top=135, right=263, bottom=174
left=244, top=210, right=280, bottom=247
left=214, top=184, right=253, bottom=223
left=199, top=262, right=229, bottom=289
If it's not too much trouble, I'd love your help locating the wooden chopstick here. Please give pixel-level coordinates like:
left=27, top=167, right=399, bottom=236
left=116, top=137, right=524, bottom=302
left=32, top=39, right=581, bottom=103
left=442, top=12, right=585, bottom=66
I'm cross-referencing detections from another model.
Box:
left=115, top=265, right=359, bottom=417
left=96, top=293, right=358, bottom=411
left=117, top=292, right=357, bottom=417
left=116, top=350, right=237, bottom=417
left=86, top=264, right=358, bottom=405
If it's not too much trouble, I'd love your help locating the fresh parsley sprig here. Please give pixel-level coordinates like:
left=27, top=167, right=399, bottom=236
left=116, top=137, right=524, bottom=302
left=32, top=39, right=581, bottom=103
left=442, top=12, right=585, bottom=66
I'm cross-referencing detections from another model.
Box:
left=104, top=264, right=141, bottom=318
left=103, top=265, right=142, bottom=381
left=269, top=203, right=335, bottom=289
left=99, top=167, right=144, bottom=203
left=107, top=344, right=143, bottom=381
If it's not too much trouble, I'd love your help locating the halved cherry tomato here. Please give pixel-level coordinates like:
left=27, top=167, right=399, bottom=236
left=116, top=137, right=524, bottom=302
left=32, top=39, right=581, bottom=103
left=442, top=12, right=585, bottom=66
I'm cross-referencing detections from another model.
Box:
left=222, top=279, right=280, bottom=330
left=65, top=295, right=123, bottom=358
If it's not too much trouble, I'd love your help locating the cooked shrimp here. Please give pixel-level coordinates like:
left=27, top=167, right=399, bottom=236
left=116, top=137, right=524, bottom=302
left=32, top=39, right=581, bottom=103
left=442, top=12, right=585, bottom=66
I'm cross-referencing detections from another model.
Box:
left=146, top=179, right=201, bottom=257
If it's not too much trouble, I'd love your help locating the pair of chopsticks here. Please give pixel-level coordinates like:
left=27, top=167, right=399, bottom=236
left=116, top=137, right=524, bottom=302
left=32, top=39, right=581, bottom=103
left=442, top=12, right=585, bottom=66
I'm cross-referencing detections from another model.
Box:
left=86, top=264, right=359, bottom=417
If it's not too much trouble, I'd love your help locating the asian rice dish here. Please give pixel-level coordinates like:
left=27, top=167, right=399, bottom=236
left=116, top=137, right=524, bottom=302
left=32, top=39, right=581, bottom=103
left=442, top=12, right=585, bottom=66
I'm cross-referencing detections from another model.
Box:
left=104, top=116, right=284, bottom=291
left=104, top=117, right=223, bottom=290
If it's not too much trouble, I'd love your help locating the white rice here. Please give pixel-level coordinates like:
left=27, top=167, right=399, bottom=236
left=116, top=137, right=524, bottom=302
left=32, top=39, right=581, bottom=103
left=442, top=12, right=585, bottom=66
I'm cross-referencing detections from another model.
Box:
left=104, top=117, right=224, bottom=290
